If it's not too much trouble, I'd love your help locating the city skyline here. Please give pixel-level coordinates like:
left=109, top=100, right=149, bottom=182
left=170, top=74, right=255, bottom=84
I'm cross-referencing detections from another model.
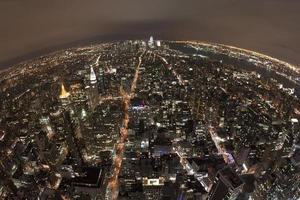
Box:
left=0, top=39, right=299, bottom=199
left=1, top=0, right=300, bottom=68
left=1, top=1, right=300, bottom=199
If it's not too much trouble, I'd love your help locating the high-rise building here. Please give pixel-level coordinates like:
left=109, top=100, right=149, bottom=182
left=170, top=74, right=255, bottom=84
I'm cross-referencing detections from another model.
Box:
left=121, top=77, right=131, bottom=94
left=39, top=116, right=55, bottom=140
left=148, top=36, right=154, bottom=48
left=87, top=65, right=99, bottom=111
left=59, top=83, right=70, bottom=106
left=208, top=167, right=244, bottom=200
left=62, top=111, right=83, bottom=168
left=156, top=40, right=161, bottom=47
left=290, top=143, right=300, bottom=167
left=98, top=66, right=106, bottom=93
left=90, top=65, right=97, bottom=85
left=142, top=177, right=164, bottom=200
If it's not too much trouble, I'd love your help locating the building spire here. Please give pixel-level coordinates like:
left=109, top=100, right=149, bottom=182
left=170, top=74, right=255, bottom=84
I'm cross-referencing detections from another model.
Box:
left=90, top=65, right=97, bottom=84
left=59, top=83, right=70, bottom=99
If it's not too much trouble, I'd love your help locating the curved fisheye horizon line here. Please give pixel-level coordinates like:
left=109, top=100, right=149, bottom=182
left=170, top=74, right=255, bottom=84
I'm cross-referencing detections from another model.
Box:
left=175, top=40, right=300, bottom=73
left=1, top=37, right=299, bottom=74
left=1, top=0, right=300, bottom=71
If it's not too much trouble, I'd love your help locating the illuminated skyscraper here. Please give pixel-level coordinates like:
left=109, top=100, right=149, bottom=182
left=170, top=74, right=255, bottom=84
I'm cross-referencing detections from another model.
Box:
left=156, top=40, right=161, bottom=47
left=90, top=65, right=97, bottom=84
left=59, top=83, right=70, bottom=106
left=87, top=65, right=99, bottom=110
left=98, top=66, right=105, bottom=93
left=148, top=36, right=154, bottom=47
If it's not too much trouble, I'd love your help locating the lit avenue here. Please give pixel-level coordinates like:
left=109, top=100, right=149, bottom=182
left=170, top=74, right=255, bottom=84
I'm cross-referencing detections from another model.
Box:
left=0, top=39, right=299, bottom=200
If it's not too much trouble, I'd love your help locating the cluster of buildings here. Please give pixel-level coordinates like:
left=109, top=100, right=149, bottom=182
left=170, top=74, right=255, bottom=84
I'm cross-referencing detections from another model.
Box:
left=0, top=39, right=299, bottom=200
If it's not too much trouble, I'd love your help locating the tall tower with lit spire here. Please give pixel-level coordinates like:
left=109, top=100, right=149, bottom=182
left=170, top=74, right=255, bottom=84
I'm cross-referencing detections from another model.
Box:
left=59, top=83, right=70, bottom=106
left=90, top=65, right=97, bottom=85
left=148, top=36, right=154, bottom=48
left=87, top=65, right=99, bottom=111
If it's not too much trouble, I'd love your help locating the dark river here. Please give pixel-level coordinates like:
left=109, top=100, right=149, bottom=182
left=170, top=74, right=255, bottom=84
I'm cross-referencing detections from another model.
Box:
left=169, top=42, right=300, bottom=96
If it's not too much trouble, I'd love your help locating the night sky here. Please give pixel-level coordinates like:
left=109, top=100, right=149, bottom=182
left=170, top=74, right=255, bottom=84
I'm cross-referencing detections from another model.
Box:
left=1, top=0, right=300, bottom=69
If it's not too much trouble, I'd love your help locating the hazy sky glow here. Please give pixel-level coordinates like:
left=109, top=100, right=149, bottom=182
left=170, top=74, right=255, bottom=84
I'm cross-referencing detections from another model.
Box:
left=1, top=0, right=300, bottom=68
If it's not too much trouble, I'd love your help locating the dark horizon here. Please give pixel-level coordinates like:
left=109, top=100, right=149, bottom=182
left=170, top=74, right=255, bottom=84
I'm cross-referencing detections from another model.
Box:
left=1, top=0, right=300, bottom=69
